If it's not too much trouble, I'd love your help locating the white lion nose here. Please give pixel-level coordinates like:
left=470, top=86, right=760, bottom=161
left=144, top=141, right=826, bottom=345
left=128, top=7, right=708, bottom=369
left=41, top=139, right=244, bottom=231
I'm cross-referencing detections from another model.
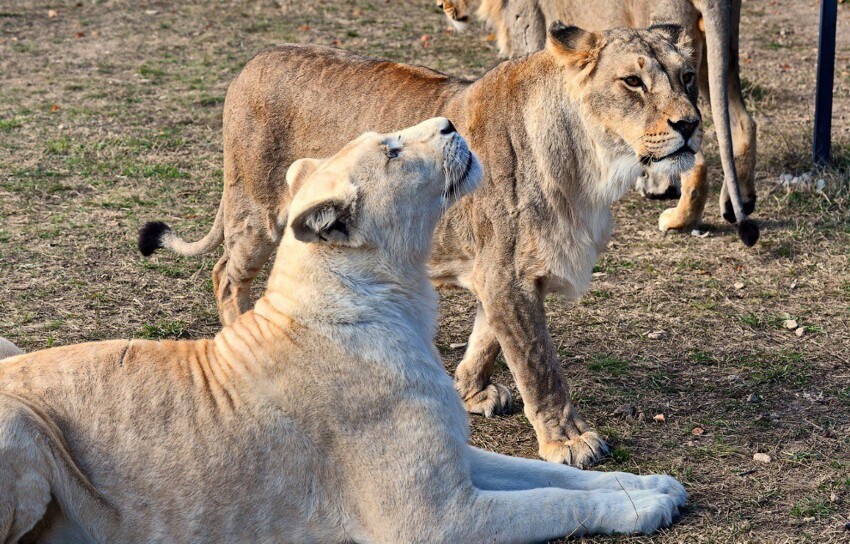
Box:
left=440, top=119, right=457, bottom=135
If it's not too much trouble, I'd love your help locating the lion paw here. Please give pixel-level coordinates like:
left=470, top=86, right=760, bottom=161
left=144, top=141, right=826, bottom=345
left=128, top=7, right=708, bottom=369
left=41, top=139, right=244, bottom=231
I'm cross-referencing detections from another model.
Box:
left=640, top=475, right=688, bottom=507
left=658, top=207, right=697, bottom=232
left=460, top=383, right=512, bottom=418
left=601, top=489, right=683, bottom=534
left=538, top=431, right=610, bottom=468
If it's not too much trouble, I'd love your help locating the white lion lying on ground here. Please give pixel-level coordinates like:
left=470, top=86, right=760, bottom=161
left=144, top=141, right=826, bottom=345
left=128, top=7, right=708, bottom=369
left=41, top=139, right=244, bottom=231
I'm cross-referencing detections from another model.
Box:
left=0, top=118, right=684, bottom=542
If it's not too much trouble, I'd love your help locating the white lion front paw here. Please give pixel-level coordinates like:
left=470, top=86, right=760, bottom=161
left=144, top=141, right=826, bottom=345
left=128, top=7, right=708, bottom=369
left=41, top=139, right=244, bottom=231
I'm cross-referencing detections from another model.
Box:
left=638, top=475, right=687, bottom=507
left=596, top=489, right=682, bottom=535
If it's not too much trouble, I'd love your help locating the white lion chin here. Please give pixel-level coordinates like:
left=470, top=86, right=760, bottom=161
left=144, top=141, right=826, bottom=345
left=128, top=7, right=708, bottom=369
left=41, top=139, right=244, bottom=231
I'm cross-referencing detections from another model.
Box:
left=648, top=151, right=696, bottom=178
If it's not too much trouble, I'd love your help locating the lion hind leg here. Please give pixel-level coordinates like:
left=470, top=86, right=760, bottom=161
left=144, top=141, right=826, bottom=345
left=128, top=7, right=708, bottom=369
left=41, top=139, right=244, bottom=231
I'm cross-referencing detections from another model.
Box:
left=0, top=394, right=113, bottom=542
left=214, top=226, right=280, bottom=326
left=454, top=302, right=512, bottom=417
left=0, top=399, right=58, bottom=541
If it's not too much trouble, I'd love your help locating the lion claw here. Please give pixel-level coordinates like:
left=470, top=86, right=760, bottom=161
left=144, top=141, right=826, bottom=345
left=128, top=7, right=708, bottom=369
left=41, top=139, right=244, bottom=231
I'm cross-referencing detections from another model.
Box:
left=538, top=431, right=610, bottom=468
left=460, top=382, right=513, bottom=418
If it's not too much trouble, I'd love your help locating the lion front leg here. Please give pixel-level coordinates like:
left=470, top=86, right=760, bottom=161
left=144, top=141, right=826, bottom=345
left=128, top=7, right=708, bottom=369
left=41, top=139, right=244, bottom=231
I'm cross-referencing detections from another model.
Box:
left=658, top=151, right=709, bottom=232
left=474, top=270, right=609, bottom=468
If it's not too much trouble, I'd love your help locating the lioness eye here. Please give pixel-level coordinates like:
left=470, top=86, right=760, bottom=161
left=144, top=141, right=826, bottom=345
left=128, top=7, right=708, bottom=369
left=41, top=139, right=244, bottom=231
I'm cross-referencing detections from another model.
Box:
left=623, top=76, right=644, bottom=89
left=385, top=146, right=400, bottom=160
left=683, top=72, right=695, bottom=86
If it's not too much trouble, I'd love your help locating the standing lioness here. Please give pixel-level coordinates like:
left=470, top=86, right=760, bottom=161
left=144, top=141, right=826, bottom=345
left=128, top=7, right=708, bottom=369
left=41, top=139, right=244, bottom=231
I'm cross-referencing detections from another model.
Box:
left=140, top=24, right=751, bottom=468
left=0, top=119, right=686, bottom=542
left=438, top=0, right=758, bottom=234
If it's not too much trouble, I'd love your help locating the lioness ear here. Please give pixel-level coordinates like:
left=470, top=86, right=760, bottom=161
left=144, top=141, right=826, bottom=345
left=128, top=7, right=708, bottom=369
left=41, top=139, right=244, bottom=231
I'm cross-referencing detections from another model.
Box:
left=547, top=22, right=600, bottom=68
left=648, top=23, right=692, bottom=53
left=648, top=23, right=683, bottom=45
left=290, top=196, right=356, bottom=244
left=286, top=158, right=323, bottom=199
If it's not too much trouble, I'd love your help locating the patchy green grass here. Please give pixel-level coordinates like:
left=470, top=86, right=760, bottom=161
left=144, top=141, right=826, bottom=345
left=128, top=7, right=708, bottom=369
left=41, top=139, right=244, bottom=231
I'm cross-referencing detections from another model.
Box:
left=138, top=320, right=189, bottom=340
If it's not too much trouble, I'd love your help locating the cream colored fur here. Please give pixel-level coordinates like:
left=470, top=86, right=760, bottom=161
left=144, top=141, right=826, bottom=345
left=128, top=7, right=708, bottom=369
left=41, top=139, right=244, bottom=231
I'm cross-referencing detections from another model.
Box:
left=0, top=119, right=685, bottom=542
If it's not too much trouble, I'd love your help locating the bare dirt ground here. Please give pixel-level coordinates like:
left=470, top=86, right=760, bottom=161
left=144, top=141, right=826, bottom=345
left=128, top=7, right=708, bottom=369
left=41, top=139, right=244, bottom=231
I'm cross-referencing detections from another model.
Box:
left=1, top=0, right=849, bottom=541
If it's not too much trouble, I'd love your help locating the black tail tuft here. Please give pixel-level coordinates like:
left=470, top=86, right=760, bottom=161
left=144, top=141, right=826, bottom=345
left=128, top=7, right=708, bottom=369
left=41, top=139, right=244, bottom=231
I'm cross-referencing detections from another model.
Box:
left=138, top=221, right=171, bottom=256
left=737, top=219, right=760, bottom=247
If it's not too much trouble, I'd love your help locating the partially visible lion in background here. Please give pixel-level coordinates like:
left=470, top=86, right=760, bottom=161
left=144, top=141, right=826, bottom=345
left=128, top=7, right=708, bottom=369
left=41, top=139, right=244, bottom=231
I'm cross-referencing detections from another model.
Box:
left=438, top=0, right=757, bottom=235
left=0, top=337, right=22, bottom=360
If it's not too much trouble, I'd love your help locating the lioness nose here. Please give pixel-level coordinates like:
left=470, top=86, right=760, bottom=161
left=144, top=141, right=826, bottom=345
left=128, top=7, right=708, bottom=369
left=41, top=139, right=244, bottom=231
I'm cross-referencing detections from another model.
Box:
left=668, top=118, right=699, bottom=140
left=440, top=119, right=457, bottom=135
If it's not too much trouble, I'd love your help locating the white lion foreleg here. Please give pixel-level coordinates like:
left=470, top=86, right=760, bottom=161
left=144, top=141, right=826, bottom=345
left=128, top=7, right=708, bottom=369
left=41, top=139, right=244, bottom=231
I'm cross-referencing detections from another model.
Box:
left=469, top=446, right=687, bottom=504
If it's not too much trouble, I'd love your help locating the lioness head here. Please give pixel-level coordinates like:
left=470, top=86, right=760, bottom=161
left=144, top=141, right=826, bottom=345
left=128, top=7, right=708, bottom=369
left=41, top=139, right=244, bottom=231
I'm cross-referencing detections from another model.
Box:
left=548, top=22, right=702, bottom=180
left=285, top=117, right=481, bottom=264
left=436, top=0, right=471, bottom=31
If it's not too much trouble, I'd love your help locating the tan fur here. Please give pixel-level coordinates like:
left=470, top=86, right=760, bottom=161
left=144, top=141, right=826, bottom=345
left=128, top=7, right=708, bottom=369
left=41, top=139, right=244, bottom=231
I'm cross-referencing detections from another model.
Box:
left=436, top=0, right=471, bottom=31
left=1, top=120, right=687, bottom=541
left=443, top=0, right=757, bottom=231
left=140, top=27, right=701, bottom=468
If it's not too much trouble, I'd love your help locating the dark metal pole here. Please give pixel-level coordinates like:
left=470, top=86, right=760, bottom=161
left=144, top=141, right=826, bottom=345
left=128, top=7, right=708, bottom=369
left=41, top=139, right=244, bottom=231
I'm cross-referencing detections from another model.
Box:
left=813, top=0, right=838, bottom=167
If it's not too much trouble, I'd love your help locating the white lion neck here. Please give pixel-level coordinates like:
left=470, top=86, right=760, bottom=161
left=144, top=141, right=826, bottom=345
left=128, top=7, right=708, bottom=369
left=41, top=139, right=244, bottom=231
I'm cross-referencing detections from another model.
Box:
left=258, top=234, right=438, bottom=343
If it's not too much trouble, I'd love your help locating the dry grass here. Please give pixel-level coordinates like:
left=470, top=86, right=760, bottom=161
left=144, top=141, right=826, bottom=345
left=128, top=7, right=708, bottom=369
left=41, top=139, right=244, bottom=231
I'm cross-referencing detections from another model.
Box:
left=1, top=1, right=849, bottom=542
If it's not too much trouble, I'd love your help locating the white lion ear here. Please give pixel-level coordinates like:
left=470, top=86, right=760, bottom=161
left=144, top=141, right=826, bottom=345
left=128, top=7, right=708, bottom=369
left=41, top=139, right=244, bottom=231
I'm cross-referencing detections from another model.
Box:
left=286, top=158, right=324, bottom=199
left=290, top=198, right=356, bottom=244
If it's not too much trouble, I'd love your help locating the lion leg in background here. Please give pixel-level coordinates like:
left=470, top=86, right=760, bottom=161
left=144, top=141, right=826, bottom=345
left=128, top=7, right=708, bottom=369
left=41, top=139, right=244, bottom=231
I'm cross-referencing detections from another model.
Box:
left=468, top=446, right=687, bottom=501
left=454, top=302, right=512, bottom=417
left=658, top=151, right=709, bottom=232
left=474, top=269, right=608, bottom=468
left=494, top=0, right=546, bottom=58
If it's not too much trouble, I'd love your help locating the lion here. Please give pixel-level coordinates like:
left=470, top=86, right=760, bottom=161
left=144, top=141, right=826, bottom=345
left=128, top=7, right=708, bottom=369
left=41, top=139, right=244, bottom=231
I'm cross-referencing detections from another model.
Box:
left=439, top=0, right=758, bottom=234
left=138, top=24, right=756, bottom=468
left=0, top=119, right=686, bottom=541
left=436, top=0, right=472, bottom=31
left=0, top=337, right=22, bottom=360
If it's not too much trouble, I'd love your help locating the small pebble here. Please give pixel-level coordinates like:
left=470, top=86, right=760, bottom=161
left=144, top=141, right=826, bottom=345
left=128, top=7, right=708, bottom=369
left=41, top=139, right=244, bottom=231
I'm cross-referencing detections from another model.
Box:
left=784, top=319, right=798, bottom=330
left=734, top=281, right=745, bottom=290
left=795, top=327, right=805, bottom=337
left=653, top=413, right=666, bottom=423
left=746, top=393, right=762, bottom=403
left=753, top=452, right=771, bottom=463
left=449, top=342, right=467, bottom=350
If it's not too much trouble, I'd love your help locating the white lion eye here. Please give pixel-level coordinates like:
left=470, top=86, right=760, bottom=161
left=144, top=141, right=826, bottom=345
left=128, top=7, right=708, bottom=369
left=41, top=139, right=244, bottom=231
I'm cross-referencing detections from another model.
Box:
left=683, top=72, right=696, bottom=87
left=385, top=146, right=401, bottom=160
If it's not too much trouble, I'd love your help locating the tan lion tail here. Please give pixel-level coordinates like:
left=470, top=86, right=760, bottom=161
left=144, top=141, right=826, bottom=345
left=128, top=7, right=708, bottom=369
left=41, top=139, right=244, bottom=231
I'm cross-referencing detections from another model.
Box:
left=703, top=0, right=759, bottom=246
left=138, top=199, right=225, bottom=257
